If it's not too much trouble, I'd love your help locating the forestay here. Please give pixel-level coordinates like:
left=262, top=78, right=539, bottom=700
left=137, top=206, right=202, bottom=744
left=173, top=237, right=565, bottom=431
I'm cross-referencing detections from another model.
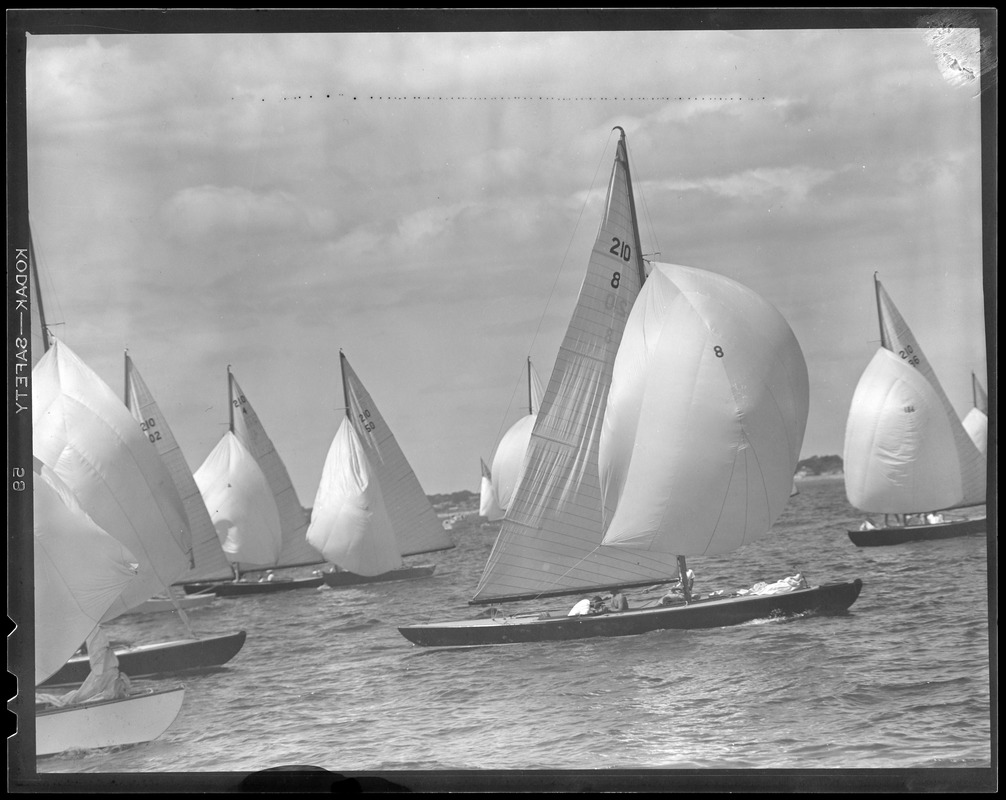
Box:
left=472, top=131, right=681, bottom=604
left=195, top=431, right=283, bottom=568
left=341, top=353, right=454, bottom=557
left=228, top=370, right=324, bottom=568
left=599, top=263, right=809, bottom=555
left=33, top=458, right=138, bottom=685
left=32, top=340, right=192, bottom=618
left=306, top=418, right=403, bottom=576
left=125, top=354, right=233, bottom=582
left=843, top=278, right=986, bottom=513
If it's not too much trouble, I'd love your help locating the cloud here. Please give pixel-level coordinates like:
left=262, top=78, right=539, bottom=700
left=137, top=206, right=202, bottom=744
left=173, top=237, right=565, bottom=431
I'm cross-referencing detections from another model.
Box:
left=160, top=185, right=310, bottom=239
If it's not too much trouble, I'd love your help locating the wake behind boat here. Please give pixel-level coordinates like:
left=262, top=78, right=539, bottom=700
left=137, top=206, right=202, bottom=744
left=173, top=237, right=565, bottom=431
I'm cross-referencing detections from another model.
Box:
left=399, top=128, right=862, bottom=648
left=843, top=275, right=987, bottom=547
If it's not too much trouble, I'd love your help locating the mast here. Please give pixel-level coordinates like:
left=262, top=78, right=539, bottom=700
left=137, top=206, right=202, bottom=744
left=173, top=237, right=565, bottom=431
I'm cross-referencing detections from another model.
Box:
left=123, top=351, right=130, bottom=407
left=874, top=272, right=888, bottom=350
left=340, top=350, right=350, bottom=419
left=972, top=371, right=978, bottom=408
left=526, top=357, right=533, bottom=416
left=29, top=228, right=51, bottom=353
left=227, top=364, right=234, bottom=433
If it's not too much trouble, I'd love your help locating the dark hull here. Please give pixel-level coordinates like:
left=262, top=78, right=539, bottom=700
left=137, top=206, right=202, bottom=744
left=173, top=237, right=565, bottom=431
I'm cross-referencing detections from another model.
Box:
left=323, top=565, right=436, bottom=589
left=398, top=580, right=862, bottom=647
left=183, top=577, right=324, bottom=596
left=39, top=631, right=247, bottom=686
left=848, top=517, right=986, bottom=547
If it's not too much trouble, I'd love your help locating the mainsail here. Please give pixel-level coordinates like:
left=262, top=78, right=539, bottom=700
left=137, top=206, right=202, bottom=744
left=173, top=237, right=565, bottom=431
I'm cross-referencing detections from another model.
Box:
left=472, top=128, right=682, bottom=604
left=843, top=275, right=987, bottom=514
left=340, top=352, right=454, bottom=557
left=33, top=457, right=138, bottom=684
left=227, top=368, right=324, bottom=569
left=33, top=339, right=193, bottom=618
left=599, top=263, right=809, bottom=555
left=194, top=431, right=284, bottom=568
left=306, top=418, right=403, bottom=575
left=961, top=372, right=988, bottom=457
left=125, top=354, right=234, bottom=582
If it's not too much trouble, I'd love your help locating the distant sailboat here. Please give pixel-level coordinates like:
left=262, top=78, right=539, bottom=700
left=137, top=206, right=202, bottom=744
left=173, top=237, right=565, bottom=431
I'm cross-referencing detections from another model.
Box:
left=123, top=353, right=228, bottom=614
left=33, top=457, right=186, bottom=757
left=844, top=275, right=987, bottom=546
left=399, top=128, right=861, bottom=647
left=308, top=351, right=454, bottom=588
left=184, top=367, right=326, bottom=597
left=479, top=358, right=543, bottom=521
left=30, top=229, right=246, bottom=685
left=961, top=371, right=988, bottom=457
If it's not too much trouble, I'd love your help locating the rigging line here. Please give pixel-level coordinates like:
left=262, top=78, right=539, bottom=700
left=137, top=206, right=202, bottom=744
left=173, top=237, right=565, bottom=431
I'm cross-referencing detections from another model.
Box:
left=27, top=213, right=69, bottom=344
left=485, top=130, right=619, bottom=457
left=623, top=136, right=661, bottom=264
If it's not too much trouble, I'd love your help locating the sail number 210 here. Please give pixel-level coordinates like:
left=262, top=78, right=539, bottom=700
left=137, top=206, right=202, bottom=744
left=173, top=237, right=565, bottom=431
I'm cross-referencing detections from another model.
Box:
left=609, top=237, right=632, bottom=263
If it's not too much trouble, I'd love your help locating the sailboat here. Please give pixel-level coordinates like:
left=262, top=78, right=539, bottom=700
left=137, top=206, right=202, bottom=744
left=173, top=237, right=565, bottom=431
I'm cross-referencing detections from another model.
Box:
left=123, top=352, right=227, bottom=615
left=479, top=358, right=543, bottom=521
left=182, top=367, right=327, bottom=597
left=30, top=231, right=246, bottom=685
left=844, top=275, right=987, bottom=547
left=34, top=457, right=186, bottom=757
left=399, top=128, right=862, bottom=647
left=307, top=351, right=455, bottom=588
left=961, top=371, right=988, bottom=457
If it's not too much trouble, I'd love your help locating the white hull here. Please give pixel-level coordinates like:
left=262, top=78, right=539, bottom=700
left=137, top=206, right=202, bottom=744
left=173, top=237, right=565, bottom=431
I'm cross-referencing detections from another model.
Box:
left=126, top=593, right=216, bottom=615
left=36, top=686, right=185, bottom=756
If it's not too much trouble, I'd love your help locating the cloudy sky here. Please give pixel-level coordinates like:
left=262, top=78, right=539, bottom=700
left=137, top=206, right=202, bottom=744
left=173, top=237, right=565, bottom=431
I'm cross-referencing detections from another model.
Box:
left=19, top=13, right=990, bottom=500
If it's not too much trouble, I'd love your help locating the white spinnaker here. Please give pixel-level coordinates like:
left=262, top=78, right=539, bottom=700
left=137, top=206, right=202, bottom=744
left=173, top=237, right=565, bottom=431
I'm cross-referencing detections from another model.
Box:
left=306, top=418, right=403, bottom=576
left=34, top=459, right=138, bottom=685
left=599, top=263, right=809, bottom=555
left=32, top=340, right=192, bottom=619
left=195, top=431, right=283, bottom=568
left=341, top=355, right=454, bottom=556
left=125, top=355, right=233, bottom=582
left=844, top=347, right=964, bottom=514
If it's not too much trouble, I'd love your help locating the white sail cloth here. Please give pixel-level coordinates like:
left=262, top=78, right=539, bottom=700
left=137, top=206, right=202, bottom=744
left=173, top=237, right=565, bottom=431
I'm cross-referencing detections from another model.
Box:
left=306, top=418, right=403, bottom=576
left=599, top=262, right=809, bottom=555
left=126, top=355, right=233, bottom=582
left=487, top=414, right=536, bottom=519
left=33, top=459, right=138, bottom=685
left=479, top=458, right=504, bottom=519
left=341, top=354, right=453, bottom=556
left=195, top=431, right=283, bottom=568
left=962, top=407, right=988, bottom=457
left=32, top=340, right=192, bottom=619
left=228, top=371, right=322, bottom=568
left=844, top=348, right=969, bottom=513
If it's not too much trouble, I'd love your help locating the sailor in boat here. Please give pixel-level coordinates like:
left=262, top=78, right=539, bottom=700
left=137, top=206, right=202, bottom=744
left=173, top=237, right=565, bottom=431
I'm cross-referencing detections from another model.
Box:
left=659, top=569, right=696, bottom=605
left=567, top=596, right=606, bottom=616
left=607, top=588, right=629, bottom=613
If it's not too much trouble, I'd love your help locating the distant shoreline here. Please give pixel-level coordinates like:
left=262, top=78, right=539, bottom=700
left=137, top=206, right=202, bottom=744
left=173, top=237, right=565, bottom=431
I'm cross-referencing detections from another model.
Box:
left=794, top=472, right=843, bottom=481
